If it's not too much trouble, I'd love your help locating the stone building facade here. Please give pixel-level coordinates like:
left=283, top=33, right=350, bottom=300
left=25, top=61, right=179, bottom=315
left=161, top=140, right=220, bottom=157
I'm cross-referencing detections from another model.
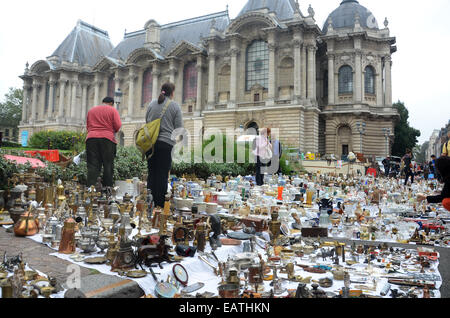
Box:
left=19, top=0, right=399, bottom=158
left=427, top=120, right=450, bottom=159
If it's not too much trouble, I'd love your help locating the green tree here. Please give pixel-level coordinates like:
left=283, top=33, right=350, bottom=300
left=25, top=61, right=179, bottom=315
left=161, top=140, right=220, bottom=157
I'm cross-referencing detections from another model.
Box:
left=391, top=101, right=421, bottom=157
left=414, top=141, right=429, bottom=165
left=0, top=88, right=23, bottom=127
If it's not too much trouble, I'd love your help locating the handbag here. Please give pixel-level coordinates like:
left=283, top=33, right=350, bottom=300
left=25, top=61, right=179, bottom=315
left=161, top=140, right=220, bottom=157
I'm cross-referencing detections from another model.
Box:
left=135, top=99, right=171, bottom=160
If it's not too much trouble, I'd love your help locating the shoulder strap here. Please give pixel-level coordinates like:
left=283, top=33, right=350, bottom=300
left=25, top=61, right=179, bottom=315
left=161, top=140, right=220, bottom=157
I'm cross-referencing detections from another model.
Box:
left=159, top=99, right=171, bottom=119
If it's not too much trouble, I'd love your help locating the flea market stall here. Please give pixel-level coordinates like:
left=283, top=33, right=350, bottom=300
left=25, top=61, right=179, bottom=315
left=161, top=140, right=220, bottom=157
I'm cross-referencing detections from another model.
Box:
left=0, top=170, right=448, bottom=298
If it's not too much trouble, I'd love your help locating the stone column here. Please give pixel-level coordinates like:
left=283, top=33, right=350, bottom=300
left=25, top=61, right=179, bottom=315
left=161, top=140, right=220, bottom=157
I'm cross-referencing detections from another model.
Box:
left=307, top=46, right=315, bottom=100
left=31, top=82, right=40, bottom=121
left=169, top=59, right=177, bottom=84
left=267, top=33, right=277, bottom=104
left=21, top=84, right=31, bottom=123
left=47, top=80, right=56, bottom=120
left=293, top=38, right=302, bottom=102
left=81, top=83, right=88, bottom=121
left=58, top=79, right=66, bottom=119
left=301, top=45, right=307, bottom=100
left=384, top=56, right=392, bottom=106
left=207, top=51, right=216, bottom=109
left=152, top=65, right=160, bottom=102
left=229, top=47, right=239, bottom=108
left=137, top=69, right=144, bottom=108
left=376, top=61, right=383, bottom=106
left=93, top=79, right=101, bottom=106
left=114, top=71, right=121, bottom=112
left=327, top=53, right=335, bottom=105
left=354, top=50, right=362, bottom=103
left=38, top=81, right=47, bottom=121
left=313, top=48, right=317, bottom=102
left=128, top=68, right=137, bottom=118
left=195, top=56, right=203, bottom=115
left=70, top=80, right=78, bottom=119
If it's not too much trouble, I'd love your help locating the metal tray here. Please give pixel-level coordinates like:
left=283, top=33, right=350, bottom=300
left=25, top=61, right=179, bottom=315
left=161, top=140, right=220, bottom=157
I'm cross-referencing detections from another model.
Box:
left=227, top=232, right=253, bottom=241
left=127, top=270, right=147, bottom=279
left=84, top=256, right=107, bottom=265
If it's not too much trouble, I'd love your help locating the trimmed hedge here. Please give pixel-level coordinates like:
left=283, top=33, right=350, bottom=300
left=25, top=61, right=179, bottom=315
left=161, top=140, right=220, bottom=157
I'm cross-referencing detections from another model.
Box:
left=29, top=130, right=86, bottom=151
left=1, top=141, right=21, bottom=148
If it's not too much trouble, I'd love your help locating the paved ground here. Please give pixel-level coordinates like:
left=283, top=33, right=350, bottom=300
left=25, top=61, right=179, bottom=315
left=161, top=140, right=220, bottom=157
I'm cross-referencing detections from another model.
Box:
left=0, top=227, right=144, bottom=298
left=1, top=226, right=449, bottom=298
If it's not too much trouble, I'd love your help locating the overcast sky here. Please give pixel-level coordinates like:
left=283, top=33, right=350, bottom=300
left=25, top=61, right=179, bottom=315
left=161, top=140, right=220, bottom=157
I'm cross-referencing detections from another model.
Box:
left=1, top=0, right=449, bottom=144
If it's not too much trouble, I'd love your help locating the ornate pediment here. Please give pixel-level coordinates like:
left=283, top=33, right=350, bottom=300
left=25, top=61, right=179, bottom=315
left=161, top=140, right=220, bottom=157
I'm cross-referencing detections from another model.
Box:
left=166, top=41, right=204, bottom=58
left=93, top=56, right=124, bottom=72
left=226, top=12, right=279, bottom=34
left=30, top=60, right=51, bottom=75
left=125, top=48, right=159, bottom=65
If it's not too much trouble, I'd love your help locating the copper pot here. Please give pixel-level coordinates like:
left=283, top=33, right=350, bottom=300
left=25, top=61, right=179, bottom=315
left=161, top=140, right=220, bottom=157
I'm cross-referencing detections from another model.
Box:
left=14, top=212, right=39, bottom=237
left=218, top=284, right=240, bottom=298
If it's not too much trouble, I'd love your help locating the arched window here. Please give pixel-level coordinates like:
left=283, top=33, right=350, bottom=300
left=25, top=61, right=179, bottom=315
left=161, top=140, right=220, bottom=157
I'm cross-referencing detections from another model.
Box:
left=246, top=40, right=269, bottom=91
left=338, top=65, right=353, bottom=94
left=142, top=69, right=153, bottom=106
left=183, top=62, right=197, bottom=103
left=365, top=66, right=375, bottom=94
left=107, top=75, right=115, bottom=97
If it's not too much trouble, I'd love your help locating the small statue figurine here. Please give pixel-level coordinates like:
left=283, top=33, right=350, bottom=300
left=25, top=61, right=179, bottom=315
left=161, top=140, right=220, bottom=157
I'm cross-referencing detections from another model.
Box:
left=308, top=4, right=315, bottom=18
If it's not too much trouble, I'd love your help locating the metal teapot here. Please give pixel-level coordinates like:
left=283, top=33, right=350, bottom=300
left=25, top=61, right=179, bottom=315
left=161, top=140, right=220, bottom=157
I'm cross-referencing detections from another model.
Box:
left=14, top=211, right=39, bottom=237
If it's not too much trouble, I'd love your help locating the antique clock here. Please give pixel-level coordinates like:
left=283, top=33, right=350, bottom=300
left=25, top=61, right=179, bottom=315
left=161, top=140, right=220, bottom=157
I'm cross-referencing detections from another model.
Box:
left=111, top=228, right=135, bottom=271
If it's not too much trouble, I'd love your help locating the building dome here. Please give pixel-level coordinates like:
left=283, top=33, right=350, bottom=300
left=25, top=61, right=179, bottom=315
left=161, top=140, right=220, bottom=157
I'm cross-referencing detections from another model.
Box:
left=323, top=0, right=379, bottom=34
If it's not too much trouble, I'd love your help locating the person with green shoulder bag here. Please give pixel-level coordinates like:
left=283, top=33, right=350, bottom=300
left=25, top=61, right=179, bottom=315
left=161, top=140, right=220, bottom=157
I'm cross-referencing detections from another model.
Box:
left=142, top=83, right=183, bottom=208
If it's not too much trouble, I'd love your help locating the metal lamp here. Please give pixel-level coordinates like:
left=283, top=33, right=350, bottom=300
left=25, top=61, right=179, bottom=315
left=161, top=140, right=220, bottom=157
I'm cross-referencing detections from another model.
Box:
left=114, top=88, right=123, bottom=110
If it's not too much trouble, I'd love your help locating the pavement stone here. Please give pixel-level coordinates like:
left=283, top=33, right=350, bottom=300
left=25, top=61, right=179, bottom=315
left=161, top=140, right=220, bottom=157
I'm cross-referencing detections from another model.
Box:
left=0, top=227, right=144, bottom=298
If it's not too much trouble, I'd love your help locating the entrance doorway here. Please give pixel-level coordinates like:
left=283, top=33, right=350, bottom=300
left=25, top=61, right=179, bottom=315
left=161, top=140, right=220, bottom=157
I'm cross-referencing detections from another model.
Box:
left=342, top=145, right=349, bottom=156
left=337, top=125, right=352, bottom=159
left=245, top=121, right=259, bottom=135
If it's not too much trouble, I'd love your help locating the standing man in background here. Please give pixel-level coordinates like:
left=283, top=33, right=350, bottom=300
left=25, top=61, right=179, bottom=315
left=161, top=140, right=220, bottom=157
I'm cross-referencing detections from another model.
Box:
left=382, top=157, right=391, bottom=178
left=402, top=148, right=415, bottom=186
left=86, top=97, right=122, bottom=187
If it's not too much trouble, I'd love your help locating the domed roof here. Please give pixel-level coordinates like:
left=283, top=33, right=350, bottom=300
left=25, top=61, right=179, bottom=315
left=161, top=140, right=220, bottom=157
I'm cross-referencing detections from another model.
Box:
left=323, top=0, right=379, bottom=34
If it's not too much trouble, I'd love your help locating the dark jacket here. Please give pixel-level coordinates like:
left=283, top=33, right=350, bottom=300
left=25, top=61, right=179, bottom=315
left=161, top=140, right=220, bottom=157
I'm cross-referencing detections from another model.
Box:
left=427, top=179, right=450, bottom=204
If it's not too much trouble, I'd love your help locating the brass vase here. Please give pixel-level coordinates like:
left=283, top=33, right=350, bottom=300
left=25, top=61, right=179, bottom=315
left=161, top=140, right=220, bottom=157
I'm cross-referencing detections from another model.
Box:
left=58, top=218, right=76, bottom=254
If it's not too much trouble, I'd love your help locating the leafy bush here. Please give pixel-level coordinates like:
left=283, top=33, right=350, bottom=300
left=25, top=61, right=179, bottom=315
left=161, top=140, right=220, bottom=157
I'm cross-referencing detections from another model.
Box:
left=113, top=146, right=147, bottom=181
left=33, top=146, right=147, bottom=185
left=29, top=130, right=86, bottom=151
left=0, top=152, right=32, bottom=190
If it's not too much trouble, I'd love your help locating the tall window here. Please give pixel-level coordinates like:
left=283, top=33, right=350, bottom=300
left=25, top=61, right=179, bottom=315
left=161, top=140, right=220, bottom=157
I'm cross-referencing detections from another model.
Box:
left=142, top=69, right=153, bottom=106
left=338, top=65, right=353, bottom=94
left=246, top=40, right=269, bottom=91
left=44, top=82, right=50, bottom=113
left=107, top=75, right=115, bottom=97
left=183, top=62, right=197, bottom=102
left=365, top=66, right=375, bottom=94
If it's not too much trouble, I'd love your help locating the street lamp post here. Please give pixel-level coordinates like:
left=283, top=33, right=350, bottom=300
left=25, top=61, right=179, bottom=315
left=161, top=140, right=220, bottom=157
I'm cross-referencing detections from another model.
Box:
left=356, top=122, right=366, bottom=155
left=114, top=88, right=123, bottom=111
left=382, top=128, right=391, bottom=158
